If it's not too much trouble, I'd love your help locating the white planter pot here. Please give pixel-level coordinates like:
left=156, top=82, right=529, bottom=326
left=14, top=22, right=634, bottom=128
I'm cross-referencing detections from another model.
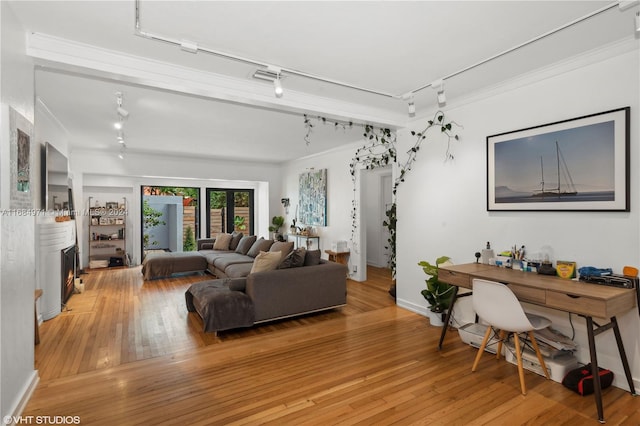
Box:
left=426, top=310, right=445, bottom=327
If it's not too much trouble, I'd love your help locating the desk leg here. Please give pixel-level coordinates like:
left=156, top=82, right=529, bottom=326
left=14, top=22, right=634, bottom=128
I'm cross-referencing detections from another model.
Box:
left=611, top=316, right=637, bottom=395
left=438, top=286, right=459, bottom=350
left=586, top=316, right=605, bottom=423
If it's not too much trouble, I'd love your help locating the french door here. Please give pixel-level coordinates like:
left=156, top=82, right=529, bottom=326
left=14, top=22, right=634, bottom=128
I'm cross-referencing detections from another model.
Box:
left=206, top=189, right=254, bottom=237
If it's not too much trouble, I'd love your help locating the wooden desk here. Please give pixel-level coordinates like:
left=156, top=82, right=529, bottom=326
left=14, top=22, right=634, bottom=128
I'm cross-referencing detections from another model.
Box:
left=438, top=263, right=638, bottom=423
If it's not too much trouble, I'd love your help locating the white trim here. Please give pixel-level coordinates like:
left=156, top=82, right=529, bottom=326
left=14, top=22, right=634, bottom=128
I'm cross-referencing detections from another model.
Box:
left=5, top=371, right=39, bottom=426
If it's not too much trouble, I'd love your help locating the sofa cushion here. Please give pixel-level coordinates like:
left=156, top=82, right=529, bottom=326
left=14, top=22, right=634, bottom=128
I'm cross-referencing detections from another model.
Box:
left=250, top=251, right=281, bottom=274
left=235, top=235, right=257, bottom=255
left=279, top=247, right=306, bottom=269
left=213, top=233, right=233, bottom=250
left=229, top=231, right=244, bottom=251
left=213, top=253, right=254, bottom=270
left=269, top=241, right=294, bottom=257
left=304, top=249, right=321, bottom=266
left=224, top=263, right=254, bottom=278
left=201, top=251, right=237, bottom=263
left=247, top=237, right=275, bottom=258
left=200, top=242, right=214, bottom=250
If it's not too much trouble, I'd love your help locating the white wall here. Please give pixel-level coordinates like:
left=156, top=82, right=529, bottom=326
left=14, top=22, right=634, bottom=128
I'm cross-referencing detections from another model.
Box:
left=281, top=143, right=363, bottom=275
left=395, top=41, right=640, bottom=390
left=0, top=1, right=39, bottom=419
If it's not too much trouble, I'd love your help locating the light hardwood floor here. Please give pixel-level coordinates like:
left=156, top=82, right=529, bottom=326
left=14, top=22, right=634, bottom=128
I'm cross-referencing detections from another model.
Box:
left=26, top=266, right=638, bottom=425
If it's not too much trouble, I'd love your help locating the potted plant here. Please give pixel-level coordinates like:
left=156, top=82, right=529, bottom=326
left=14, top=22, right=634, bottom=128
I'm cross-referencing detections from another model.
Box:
left=268, top=215, right=285, bottom=240
left=418, top=256, right=455, bottom=326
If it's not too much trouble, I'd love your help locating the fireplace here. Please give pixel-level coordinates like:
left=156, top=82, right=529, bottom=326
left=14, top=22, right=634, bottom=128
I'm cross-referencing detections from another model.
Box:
left=61, top=245, right=76, bottom=304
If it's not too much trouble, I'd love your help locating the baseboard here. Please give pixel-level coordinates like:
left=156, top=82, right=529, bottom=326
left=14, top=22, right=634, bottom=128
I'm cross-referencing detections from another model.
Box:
left=396, top=298, right=428, bottom=316
left=4, top=370, right=39, bottom=425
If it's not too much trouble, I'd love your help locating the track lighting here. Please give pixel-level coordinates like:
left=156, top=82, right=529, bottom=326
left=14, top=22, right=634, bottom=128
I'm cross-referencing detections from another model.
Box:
left=401, top=92, right=416, bottom=117
left=117, top=106, right=129, bottom=118
left=115, top=92, right=128, bottom=144
left=274, top=74, right=284, bottom=98
left=115, top=92, right=129, bottom=119
left=636, top=11, right=640, bottom=32
left=431, top=79, right=446, bottom=107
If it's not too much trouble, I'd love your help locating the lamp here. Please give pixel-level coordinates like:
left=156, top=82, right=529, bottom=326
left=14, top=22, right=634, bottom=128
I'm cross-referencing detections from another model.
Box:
left=115, top=92, right=129, bottom=119
left=274, top=74, right=284, bottom=98
left=401, top=92, right=416, bottom=117
left=408, top=99, right=416, bottom=117
left=117, top=106, right=129, bottom=118
left=431, top=79, right=446, bottom=107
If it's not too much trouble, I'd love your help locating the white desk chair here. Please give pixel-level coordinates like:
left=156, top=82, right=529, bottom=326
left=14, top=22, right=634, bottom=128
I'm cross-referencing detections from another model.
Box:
left=471, top=278, right=551, bottom=394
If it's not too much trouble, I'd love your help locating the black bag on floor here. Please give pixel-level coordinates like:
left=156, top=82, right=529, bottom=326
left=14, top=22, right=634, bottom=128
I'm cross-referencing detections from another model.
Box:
left=562, top=364, right=613, bottom=396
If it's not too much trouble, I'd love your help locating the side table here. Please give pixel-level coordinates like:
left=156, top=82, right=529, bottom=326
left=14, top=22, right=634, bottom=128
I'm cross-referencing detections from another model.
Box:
left=325, top=250, right=350, bottom=277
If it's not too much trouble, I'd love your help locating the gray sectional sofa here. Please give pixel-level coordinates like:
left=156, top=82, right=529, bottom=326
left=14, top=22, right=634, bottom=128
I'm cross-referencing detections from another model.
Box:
left=183, top=233, right=348, bottom=333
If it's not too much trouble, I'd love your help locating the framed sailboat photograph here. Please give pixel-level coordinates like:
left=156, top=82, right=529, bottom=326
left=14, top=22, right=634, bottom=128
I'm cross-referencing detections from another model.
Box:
left=487, top=107, right=629, bottom=212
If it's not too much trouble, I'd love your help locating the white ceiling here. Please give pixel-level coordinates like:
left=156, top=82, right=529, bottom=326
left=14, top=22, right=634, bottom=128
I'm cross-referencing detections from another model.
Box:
left=9, top=1, right=640, bottom=163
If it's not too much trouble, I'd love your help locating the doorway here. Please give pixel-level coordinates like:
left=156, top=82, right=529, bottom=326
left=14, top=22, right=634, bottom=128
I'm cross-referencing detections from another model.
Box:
left=363, top=168, right=393, bottom=269
left=140, top=186, right=200, bottom=255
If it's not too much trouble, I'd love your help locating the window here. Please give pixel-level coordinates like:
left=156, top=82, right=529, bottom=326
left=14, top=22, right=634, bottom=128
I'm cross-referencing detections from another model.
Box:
left=206, top=189, right=254, bottom=237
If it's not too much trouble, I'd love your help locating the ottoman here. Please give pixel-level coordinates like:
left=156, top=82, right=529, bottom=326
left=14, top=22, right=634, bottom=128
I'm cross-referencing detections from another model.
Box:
left=185, top=279, right=255, bottom=334
left=142, top=251, right=208, bottom=280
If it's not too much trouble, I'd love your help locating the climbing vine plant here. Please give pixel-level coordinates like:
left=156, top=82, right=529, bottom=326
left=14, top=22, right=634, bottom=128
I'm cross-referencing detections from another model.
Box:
left=302, top=111, right=461, bottom=278
left=350, top=111, right=461, bottom=277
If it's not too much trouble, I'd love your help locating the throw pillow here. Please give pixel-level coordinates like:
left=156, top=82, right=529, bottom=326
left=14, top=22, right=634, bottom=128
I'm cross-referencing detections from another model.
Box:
left=279, top=247, right=306, bottom=269
left=269, top=241, right=294, bottom=257
left=235, top=235, right=257, bottom=255
left=199, top=242, right=214, bottom=250
left=250, top=251, right=282, bottom=274
left=213, top=233, right=233, bottom=250
left=247, top=237, right=275, bottom=258
left=304, top=249, right=321, bottom=266
left=229, top=231, right=244, bottom=251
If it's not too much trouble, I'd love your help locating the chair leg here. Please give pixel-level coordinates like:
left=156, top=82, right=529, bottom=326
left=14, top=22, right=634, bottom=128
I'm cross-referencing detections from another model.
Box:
left=528, top=331, right=550, bottom=380
left=496, top=330, right=506, bottom=360
left=513, top=333, right=527, bottom=395
left=472, top=325, right=493, bottom=372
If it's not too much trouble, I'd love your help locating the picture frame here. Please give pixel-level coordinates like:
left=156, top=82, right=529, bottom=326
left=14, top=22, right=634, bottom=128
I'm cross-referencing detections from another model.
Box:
left=487, top=107, right=630, bottom=212
left=106, top=201, right=118, bottom=209
left=299, top=169, right=327, bottom=226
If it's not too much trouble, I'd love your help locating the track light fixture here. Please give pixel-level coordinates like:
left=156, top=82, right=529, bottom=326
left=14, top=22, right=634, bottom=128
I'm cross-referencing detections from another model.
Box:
left=431, top=79, right=446, bottom=107
left=117, top=106, right=129, bottom=118
left=274, top=76, right=283, bottom=98
left=636, top=11, right=640, bottom=32
left=401, top=92, right=416, bottom=117
left=115, top=92, right=129, bottom=119
left=115, top=92, right=129, bottom=145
